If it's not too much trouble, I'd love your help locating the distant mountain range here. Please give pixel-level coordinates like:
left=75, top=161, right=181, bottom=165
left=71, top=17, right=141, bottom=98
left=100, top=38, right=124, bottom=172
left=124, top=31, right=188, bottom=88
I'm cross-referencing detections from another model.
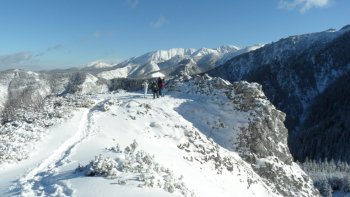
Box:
left=93, top=44, right=263, bottom=79
left=83, top=60, right=114, bottom=69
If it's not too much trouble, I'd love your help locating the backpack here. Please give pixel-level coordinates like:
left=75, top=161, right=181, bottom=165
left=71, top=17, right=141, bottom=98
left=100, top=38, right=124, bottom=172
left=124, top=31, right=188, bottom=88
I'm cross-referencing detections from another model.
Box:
left=151, top=82, right=158, bottom=91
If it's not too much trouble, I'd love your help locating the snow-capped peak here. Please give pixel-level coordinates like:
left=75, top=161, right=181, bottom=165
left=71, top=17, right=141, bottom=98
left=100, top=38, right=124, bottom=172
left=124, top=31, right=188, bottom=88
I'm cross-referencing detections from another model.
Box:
left=84, top=60, right=114, bottom=69
left=340, top=24, right=350, bottom=31
left=216, top=45, right=240, bottom=53
left=129, top=48, right=196, bottom=64
left=325, top=28, right=336, bottom=32
left=97, top=45, right=255, bottom=80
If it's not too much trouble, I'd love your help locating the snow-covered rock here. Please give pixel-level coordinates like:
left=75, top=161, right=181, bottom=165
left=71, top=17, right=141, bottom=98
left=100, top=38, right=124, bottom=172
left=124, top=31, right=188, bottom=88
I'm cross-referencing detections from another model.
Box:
left=79, top=73, right=109, bottom=95
left=0, top=69, right=51, bottom=113
left=166, top=74, right=320, bottom=196
left=208, top=25, right=350, bottom=163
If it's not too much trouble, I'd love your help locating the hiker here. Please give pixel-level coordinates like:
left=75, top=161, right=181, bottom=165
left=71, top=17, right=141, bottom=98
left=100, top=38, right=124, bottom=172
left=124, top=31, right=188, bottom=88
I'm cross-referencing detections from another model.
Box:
left=160, top=78, right=165, bottom=96
left=158, top=77, right=165, bottom=96
left=142, top=80, right=148, bottom=98
left=151, top=81, right=159, bottom=99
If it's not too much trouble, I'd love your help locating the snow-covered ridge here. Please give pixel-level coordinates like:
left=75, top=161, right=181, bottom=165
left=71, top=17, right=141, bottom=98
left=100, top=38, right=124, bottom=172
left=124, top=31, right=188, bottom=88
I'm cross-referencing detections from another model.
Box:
left=96, top=45, right=259, bottom=79
left=129, top=48, right=197, bottom=64
left=78, top=73, right=109, bottom=95
left=262, top=25, right=350, bottom=63
left=83, top=60, right=114, bottom=69
left=207, top=25, right=350, bottom=177
left=166, top=74, right=319, bottom=196
left=0, top=75, right=320, bottom=196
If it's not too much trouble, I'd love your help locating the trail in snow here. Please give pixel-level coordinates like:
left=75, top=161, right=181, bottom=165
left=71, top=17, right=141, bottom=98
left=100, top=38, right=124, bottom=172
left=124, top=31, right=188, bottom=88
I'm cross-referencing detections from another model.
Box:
left=2, top=92, right=277, bottom=196
left=14, top=99, right=107, bottom=197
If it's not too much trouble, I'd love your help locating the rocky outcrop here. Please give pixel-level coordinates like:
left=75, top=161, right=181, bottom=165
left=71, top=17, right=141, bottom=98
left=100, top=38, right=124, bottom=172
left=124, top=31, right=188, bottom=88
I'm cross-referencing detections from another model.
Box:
left=229, top=81, right=316, bottom=196
left=208, top=26, right=350, bottom=162
left=167, top=74, right=320, bottom=196
left=0, top=70, right=51, bottom=118
left=229, top=81, right=292, bottom=164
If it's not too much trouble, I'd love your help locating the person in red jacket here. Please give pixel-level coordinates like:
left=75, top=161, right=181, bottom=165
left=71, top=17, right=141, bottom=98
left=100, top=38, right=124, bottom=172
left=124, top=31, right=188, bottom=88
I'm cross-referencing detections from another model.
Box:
left=158, top=77, right=165, bottom=97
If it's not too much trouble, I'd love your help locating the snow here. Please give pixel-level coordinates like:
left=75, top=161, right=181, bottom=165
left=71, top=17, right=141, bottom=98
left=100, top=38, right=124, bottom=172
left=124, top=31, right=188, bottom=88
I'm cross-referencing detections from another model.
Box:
left=0, top=89, right=276, bottom=197
left=150, top=72, right=165, bottom=78
left=79, top=73, right=109, bottom=94
left=0, top=75, right=320, bottom=197
left=97, top=64, right=133, bottom=79
left=263, top=26, right=350, bottom=64
left=0, top=72, right=16, bottom=110
left=96, top=44, right=259, bottom=80
left=84, top=60, right=114, bottom=69
left=26, top=71, right=38, bottom=76
left=0, top=83, right=8, bottom=110
left=131, top=48, right=197, bottom=64
left=0, top=110, right=85, bottom=195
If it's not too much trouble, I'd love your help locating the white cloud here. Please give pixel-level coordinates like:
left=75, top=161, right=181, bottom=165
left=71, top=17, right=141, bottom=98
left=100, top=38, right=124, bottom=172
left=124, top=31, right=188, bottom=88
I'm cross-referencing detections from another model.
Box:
left=127, top=0, right=139, bottom=8
left=94, top=31, right=102, bottom=38
left=279, top=0, right=330, bottom=12
left=152, top=16, right=167, bottom=29
left=35, top=44, right=63, bottom=57
left=0, top=51, right=32, bottom=66
left=47, top=44, right=63, bottom=52
left=0, top=51, right=37, bottom=71
left=93, top=31, right=115, bottom=39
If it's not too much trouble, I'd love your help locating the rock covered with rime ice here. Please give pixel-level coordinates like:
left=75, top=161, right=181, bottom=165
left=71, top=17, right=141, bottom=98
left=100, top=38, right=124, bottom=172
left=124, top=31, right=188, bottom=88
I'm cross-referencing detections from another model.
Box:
left=167, top=74, right=320, bottom=197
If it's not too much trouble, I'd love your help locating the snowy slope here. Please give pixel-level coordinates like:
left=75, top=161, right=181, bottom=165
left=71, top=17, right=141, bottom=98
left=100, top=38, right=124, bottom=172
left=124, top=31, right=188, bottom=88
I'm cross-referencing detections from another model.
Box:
left=78, top=73, right=109, bottom=95
left=83, top=60, right=114, bottom=69
left=0, top=75, right=319, bottom=197
left=0, top=93, right=271, bottom=197
left=97, top=45, right=260, bottom=79
left=0, top=69, right=51, bottom=113
left=97, top=64, right=134, bottom=79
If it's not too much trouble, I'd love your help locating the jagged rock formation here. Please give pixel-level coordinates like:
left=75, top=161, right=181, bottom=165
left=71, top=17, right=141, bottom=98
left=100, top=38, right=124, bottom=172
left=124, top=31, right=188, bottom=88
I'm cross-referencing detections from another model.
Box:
left=167, top=74, right=320, bottom=196
left=208, top=26, right=350, bottom=162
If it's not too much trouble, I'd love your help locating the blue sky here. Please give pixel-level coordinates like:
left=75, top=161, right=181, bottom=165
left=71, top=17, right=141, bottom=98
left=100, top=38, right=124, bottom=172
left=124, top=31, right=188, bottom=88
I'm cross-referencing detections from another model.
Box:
left=0, top=0, right=349, bottom=71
